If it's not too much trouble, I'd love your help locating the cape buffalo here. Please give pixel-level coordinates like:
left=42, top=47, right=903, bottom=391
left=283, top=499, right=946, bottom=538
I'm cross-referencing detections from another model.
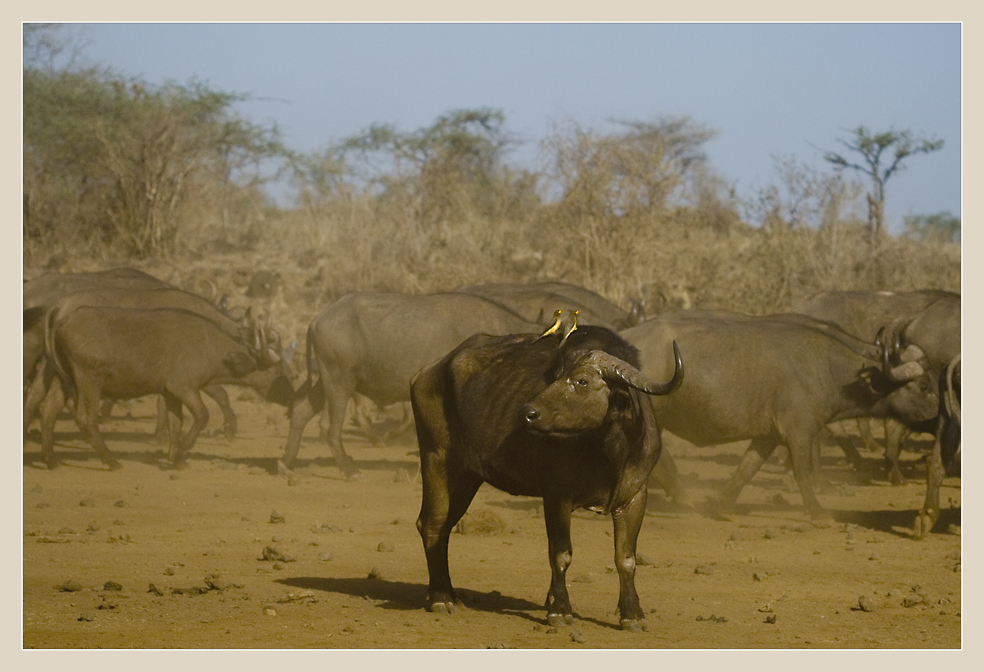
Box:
left=795, top=289, right=959, bottom=483
left=25, top=283, right=263, bottom=440
left=410, top=319, right=682, bottom=630
left=37, top=306, right=294, bottom=470
left=621, top=311, right=939, bottom=522
left=281, top=292, right=544, bottom=477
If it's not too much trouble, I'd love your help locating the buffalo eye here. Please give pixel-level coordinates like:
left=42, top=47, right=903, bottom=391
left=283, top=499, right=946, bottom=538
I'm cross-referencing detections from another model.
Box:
left=575, top=378, right=588, bottom=387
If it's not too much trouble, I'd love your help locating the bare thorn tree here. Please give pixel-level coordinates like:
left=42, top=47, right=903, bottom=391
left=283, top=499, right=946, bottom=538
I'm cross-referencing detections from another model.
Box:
left=823, top=126, right=943, bottom=245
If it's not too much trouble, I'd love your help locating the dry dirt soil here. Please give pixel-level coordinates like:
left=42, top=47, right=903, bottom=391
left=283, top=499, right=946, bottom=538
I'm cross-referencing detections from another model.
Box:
left=23, top=394, right=961, bottom=650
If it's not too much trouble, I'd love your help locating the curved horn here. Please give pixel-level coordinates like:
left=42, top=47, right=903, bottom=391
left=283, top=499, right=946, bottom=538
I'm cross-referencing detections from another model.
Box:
left=585, top=341, right=683, bottom=396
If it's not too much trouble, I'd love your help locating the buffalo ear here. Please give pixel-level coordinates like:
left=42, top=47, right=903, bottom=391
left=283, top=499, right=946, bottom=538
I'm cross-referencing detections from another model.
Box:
left=608, top=386, right=634, bottom=419
left=225, top=351, right=257, bottom=378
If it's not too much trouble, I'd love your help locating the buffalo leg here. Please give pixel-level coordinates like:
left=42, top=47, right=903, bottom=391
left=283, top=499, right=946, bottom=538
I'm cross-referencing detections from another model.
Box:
left=914, top=418, right=946, bottom=539
left=648, top=446, right=690, bottom=506
left=856, top=418, right=877, bottom=453
left=322, top=378, right=360, bottom=479
left=163, top=393, right=184, bottom=463
left=98, top=398, right=116, bottom=421
left=612, top=487, right=649, bottom=632
left=170, top=391, right=209, bottom=467
left=714, top=436, right=778, bottom=518
left=416, top=459, right=483, bottom=615
left=883, top=419, right=909, bottom=486
left=542, top=497, right=575, bottom=627
left=204, top=385, right=236, bottom=439
left=809, top=434, right=836, bottom=495
left=74, top=386, right=122, bottom=471
left=154, top=396, right=170, bottom=445
left=282, top=380, right=323, bottom=468
left=785, top=436, right=829, bottom=523
left=23, top=364, right=49, bottom=432
left=38, top=374, right=66, bottom=469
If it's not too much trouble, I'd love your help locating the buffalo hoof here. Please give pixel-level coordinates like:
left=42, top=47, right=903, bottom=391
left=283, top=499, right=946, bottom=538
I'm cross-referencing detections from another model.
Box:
left=276, top=460, right=295, bottom=476
left=428, top=599, right=462, bottom=615
left=707, top=500, right=736, bottom=522
left=620, top=618, right=650, bottom=632
left=223, top=425, right=237, bottom=441
left=44, top=459, right=61, bottom=470
left=344, top=469, right=363, bottom=481
left=913, top=510, right=938, bottom=540
left=810, top=512, right=834, bottom=528
left=888, top=469, right=906, bottom=486
left=106, top=459, right=124, bottom=471
left=547, top=612, right=575, bottom=628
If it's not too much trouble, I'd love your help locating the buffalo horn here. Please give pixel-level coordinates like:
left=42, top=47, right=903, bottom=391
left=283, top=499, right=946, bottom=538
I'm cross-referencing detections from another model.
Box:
left=584, top=340, right=684, bottom=396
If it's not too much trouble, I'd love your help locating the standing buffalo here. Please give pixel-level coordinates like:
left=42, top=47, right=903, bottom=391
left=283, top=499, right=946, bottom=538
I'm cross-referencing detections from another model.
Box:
left=410, top=318, right=682, bottom=630
left=621, top=310, right=939, bottom=522
left=37, top=307, right=294, bottom=470
left=795, top=289, right=958, bottom=483
left=282, top=292, right=543, bottom=477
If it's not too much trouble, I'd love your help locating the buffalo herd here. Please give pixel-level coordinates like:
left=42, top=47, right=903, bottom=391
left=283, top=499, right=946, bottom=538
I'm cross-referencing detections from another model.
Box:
left=23, top=269, right=960, bottom=630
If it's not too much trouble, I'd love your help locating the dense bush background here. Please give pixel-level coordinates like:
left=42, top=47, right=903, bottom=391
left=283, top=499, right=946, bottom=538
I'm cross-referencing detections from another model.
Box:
left=24, top=26, right=960, bottom=328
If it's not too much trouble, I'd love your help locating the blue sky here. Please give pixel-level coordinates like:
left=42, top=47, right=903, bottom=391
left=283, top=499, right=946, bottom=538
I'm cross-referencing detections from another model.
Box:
left=66, top=22, right=960, bottom=233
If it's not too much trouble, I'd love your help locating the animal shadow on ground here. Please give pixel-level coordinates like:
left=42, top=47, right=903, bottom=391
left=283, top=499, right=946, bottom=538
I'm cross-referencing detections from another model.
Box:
left=832, top=507, right=961, bottom=537
left=277, top=576, right=552, bottom=623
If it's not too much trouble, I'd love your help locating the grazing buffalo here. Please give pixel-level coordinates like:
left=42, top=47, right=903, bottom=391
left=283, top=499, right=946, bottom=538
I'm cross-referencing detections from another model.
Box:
left=24, top=268, right=171, bottom=383
left=410, top=318, right=683, bottom=630
left=795, top=289, right=958, bottom=483
left=24, top=283, right=261, bottom=440
left=621, top=310, right=939, bottom=522
left=282, top=292, right=544, bottom=477
left=38, top=307, right=294, bottom=470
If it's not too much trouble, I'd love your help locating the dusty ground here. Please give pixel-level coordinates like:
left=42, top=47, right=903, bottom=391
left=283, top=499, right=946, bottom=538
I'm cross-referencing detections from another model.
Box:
left=23, top=394, right=961, bottom=649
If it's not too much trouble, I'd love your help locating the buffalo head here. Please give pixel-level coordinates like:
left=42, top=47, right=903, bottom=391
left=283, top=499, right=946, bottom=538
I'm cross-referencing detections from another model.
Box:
left=521, top=341, right=683, bottom=435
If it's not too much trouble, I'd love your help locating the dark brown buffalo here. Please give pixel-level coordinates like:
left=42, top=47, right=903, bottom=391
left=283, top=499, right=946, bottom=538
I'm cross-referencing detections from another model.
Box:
left=410, top=321, right=682, bottom=631
left=38, top=307, right=294, bottom=470
left=621, top=311, right=939, bottom=522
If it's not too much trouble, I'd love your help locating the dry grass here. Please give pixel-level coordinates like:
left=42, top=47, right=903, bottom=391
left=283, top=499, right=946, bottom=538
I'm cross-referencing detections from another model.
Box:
left=24, top=189, right=960, bottom=340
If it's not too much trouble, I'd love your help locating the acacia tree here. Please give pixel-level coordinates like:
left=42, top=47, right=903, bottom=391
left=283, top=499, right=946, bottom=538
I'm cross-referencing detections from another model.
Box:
left=335, top=108, right=536, bottom=224
left=542, top=115, right=717, bottom=219
left=24, top=25, right=286, bottom=259
left=823, top=126, right=943, bottom=245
